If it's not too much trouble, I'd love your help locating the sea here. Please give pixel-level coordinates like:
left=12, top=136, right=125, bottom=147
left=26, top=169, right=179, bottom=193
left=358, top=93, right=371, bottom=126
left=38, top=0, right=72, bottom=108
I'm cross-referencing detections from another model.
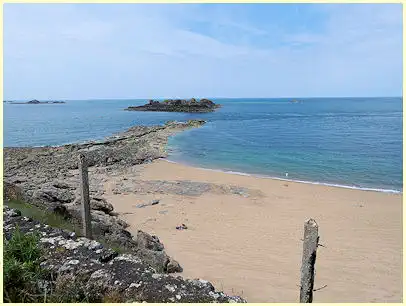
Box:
left=3, top=97, right=403, bottom=193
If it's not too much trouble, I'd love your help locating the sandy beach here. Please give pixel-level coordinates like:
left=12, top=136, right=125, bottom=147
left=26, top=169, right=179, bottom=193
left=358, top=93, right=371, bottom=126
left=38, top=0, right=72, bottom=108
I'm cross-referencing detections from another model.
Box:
left=104, top=159, right=402, bottom=303
left=4, top=3, right=402, bottom=304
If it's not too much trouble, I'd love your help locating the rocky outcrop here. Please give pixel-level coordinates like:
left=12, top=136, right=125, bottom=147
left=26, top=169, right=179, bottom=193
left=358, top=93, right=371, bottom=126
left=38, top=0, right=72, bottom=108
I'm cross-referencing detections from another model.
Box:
left=111, top=179, right=257, bottom=197
left=125, top=98, right=221, bottom=113
left=3, top=181, right=182, bottom=274
left=4, top=120, right=206, bottom=196
left=3, top=120, right=207, bottom=274
left=4, top=206, right=246, bottom=303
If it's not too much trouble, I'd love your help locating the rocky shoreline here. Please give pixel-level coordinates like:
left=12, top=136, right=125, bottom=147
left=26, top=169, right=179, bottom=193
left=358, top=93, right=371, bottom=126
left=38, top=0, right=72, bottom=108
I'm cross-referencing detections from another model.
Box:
left=4, top=119, right=260, bottom=301
left=4, top=120, right=208, bottom=274
left=4, top=205, right=246, bottom=303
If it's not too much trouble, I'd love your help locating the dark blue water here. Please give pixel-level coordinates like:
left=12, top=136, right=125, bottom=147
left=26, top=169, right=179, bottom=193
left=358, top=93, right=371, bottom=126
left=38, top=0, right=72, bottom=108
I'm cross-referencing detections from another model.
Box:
left=4, top=97, right=402, bottom=192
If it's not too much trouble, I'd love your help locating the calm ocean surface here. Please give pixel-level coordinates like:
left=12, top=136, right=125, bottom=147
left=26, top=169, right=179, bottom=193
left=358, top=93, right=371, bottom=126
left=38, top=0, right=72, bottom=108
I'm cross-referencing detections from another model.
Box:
left=4, top=97, right=403, bottom=193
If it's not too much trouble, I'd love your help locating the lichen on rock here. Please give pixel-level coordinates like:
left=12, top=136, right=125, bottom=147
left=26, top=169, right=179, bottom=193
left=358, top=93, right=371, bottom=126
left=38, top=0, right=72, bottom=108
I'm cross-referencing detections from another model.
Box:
left=3, top=206, right=246, bottom=303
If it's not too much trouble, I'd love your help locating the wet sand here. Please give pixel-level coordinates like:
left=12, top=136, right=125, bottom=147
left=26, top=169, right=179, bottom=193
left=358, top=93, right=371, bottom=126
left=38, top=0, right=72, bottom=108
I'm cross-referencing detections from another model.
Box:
left=104, top=159, right=402, bottom=302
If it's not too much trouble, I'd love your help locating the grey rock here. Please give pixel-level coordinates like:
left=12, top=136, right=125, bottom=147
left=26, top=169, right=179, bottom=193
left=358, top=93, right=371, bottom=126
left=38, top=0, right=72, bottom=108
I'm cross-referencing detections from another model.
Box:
left=90, top=197, right=114, bottom=214
left=136, top=199, right=160, bottom=208
left=3, top=206, right=246, bottom=303
left=136, top=230, right=164, bottom=252
left=33, top=186, right=75, bottom=204
left=3, top=121, right=216, bottom=279
left=73, top=196, right=114, bottom=214
left=52, top=180, right=72, bottom=189
left=11, top=176, right=27, bottom=184
left=166, top=258, right=183, bottom=273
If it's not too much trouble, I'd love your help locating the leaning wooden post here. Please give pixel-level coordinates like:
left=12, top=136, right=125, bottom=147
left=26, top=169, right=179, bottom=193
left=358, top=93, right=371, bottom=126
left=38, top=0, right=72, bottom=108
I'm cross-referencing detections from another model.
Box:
left=300, top=219, right=319, bottom=303
left=78, top=153, right=92, bottom=239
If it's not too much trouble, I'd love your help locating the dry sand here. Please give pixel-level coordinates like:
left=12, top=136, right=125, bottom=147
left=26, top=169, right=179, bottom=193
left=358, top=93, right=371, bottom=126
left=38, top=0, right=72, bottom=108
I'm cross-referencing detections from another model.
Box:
left=104, top=159, right=402, bottom=303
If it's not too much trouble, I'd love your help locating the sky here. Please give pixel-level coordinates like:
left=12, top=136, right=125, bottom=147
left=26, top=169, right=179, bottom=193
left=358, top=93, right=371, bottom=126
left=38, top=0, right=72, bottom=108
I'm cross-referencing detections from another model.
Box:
left=3, top=3, right=403, bottom=100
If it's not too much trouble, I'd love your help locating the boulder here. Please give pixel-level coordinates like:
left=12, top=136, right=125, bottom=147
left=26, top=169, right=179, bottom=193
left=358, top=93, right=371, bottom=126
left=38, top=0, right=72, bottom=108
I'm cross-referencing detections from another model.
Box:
left=90, top=197, right=114, bottom=214
left=52, top=181, right=72, bottom=189
left=73, top=196, right=114, bottom=214
left=166, top=258, right=183, bottom=273
left=33, top=186, right=75, bottom=204
left=136, top=230, right=164, bottom=251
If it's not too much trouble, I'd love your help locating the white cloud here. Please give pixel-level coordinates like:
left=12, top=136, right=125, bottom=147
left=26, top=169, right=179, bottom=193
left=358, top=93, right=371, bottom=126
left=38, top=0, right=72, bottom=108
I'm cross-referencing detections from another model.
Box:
left=3, top=4, right=402, bottom=100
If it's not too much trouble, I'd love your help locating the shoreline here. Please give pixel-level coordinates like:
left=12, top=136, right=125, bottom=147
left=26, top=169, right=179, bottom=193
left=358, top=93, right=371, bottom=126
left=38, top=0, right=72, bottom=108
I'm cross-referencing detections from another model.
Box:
left=163, top=158, right=402, bottom=194
left=4, top=119, right=402, bottom=302
left=6, top=131, right=402, bottom=194
left=105, top=158, right=402, bottom=302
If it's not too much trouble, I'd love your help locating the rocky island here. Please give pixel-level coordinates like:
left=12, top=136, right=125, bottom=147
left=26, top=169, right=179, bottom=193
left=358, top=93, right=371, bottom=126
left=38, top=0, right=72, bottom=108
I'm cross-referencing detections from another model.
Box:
left=10, top=99, right=66, bottom=104
left=125, top=98, right=220, bottom=113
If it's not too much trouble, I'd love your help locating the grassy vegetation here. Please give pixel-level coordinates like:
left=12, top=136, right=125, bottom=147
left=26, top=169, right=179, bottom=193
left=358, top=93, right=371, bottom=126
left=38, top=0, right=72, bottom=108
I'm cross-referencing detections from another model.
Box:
left=4, top=200, right=137, bottom=302
left=4, top=227, right=45, bottom=302
left=3, top=227, right=90, bottom=303
left=6, top=200, right=128, bottom=254
left=4, top=200, right=139, bottom=302
left=3, top=202, right=91, bottom=302
left=6, top=200, right=81, bottom=234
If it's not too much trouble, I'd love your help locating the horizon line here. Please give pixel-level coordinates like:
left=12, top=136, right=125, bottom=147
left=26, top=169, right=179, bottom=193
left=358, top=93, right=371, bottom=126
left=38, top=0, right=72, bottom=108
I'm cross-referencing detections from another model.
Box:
left=4, top=96, right=403, bottom=101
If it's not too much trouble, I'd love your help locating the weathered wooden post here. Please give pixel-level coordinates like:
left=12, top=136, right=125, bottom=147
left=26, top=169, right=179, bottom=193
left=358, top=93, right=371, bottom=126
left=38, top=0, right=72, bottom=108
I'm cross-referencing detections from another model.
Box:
left=300, top=219, right=319, bottom=303
left=78, top=153, right=92, bottom=239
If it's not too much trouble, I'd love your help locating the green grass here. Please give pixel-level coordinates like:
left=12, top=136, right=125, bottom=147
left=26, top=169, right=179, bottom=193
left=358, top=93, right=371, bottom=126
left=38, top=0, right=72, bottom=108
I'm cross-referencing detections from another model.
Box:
left=6, top=200, right=81, bottom=234
left=6, top=200, right=128, bottom=254
left=3, top=201, right=135, bottom=302
left=3, top=228, right=90, bottom=303
left=3, top=227, right=45, bottom=302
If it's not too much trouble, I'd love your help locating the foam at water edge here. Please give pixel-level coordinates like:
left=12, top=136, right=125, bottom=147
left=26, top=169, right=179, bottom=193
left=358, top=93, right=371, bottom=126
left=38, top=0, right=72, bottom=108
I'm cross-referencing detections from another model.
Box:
left=162, top=158, right=402, bottom=194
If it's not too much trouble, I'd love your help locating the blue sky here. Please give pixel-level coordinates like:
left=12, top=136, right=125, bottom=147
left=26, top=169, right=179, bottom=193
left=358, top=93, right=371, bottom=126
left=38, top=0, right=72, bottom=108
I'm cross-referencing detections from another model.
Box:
left=4, top=3, right=402, bottom=100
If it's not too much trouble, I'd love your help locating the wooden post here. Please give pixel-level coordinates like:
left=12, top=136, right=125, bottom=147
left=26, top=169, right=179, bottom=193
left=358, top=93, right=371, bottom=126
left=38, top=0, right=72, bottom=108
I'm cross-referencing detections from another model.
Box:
left=78, top=153, right=92, bottom=239
left=300, top=219, right=319, bottom=303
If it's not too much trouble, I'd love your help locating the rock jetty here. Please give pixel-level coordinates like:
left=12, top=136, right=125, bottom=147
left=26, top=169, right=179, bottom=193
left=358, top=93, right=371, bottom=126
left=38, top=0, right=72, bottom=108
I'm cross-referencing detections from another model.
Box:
left=4, top=205, right=246, bottom=303
left=125, top=98, right=220, bottom=113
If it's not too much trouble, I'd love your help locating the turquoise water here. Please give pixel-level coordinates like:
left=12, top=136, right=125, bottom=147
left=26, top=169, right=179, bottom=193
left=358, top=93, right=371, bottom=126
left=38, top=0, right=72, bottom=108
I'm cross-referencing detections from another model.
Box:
left=4, top=97, right=402, bottom=192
